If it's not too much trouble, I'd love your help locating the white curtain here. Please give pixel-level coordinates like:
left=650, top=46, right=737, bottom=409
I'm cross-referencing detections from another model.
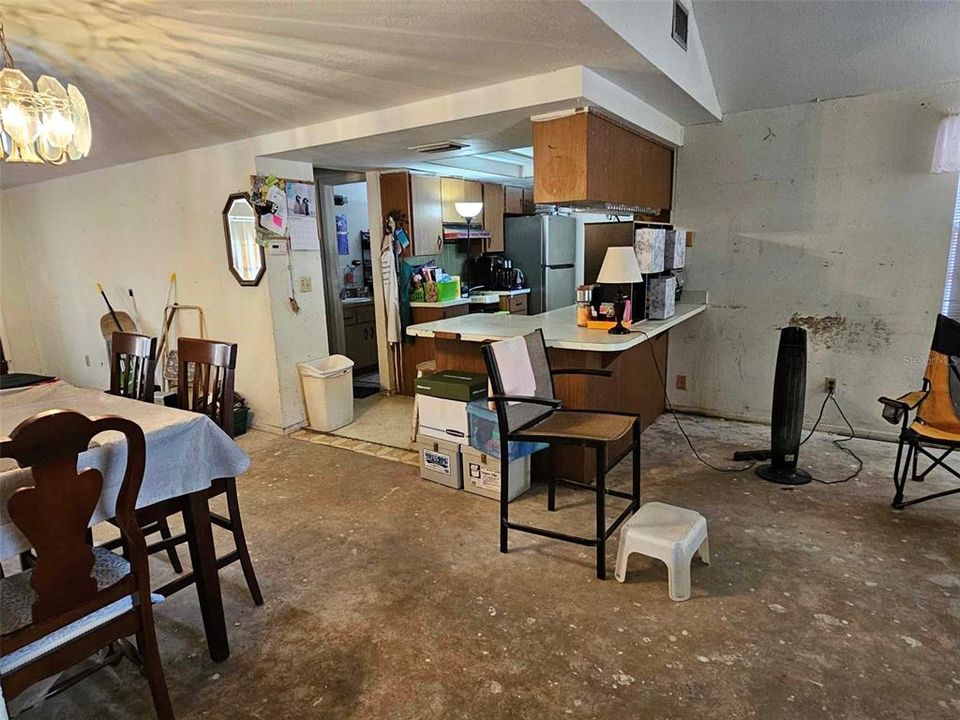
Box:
left=933, top=114, right=960, bottom=174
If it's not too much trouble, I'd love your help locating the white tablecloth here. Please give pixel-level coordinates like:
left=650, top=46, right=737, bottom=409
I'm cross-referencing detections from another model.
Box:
left=0, top=381, right=250, bottom=560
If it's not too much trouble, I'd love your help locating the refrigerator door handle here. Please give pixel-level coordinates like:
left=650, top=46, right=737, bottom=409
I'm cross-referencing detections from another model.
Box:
left=544, top=263, right=575, bottom=270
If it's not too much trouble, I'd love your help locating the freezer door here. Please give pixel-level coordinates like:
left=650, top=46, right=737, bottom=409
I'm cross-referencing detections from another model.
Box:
left=542, top=216, right=577, bottom=267
left=543, top=265, right=577, bottom=312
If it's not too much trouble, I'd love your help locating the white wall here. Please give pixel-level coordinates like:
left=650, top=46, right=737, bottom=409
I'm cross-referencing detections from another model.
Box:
left=253, top=157, right=330, bottom=432
left=670, top=81, right=960, bottom=437
left=0, top=139, right=285, bottom=430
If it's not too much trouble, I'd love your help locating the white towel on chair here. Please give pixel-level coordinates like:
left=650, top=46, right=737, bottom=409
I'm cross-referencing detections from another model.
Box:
left=491, top=336, right=536, bottom=406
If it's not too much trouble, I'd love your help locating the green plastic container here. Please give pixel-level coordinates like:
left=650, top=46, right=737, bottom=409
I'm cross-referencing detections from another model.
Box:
left=437, top=278, right=461, bottom=302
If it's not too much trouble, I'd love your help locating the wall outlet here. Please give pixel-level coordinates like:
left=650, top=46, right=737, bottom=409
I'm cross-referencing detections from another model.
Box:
left=298, top=275, right=312, bottom=293
left=825, top=377, right=837, bottom=394
left=676, top=374, right=687, bottom=390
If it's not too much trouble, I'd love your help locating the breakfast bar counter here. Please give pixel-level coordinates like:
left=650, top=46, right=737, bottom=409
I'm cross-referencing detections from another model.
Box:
left=405, top=292, right=708, bottom=482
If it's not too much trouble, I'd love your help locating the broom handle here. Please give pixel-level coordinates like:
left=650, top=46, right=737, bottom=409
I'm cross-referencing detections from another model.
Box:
left=97, top=283, right=123, bottom=331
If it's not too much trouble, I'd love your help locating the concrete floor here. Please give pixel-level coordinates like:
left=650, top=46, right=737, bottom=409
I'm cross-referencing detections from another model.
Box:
left=26, top=414, right=960, bottom=719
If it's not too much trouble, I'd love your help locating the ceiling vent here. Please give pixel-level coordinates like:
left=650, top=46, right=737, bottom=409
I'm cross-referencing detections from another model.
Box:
left=408, top=141, right=468, bottom=154
left=672, top=1, right=689, bottom=51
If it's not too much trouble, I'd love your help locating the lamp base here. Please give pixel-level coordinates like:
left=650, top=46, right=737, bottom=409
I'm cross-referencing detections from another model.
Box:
left=608, top=323, right=630, bottom=335
left=756, top=464, right=812, bottom=486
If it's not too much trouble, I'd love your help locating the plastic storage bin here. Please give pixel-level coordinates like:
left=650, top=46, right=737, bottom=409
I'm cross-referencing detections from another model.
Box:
left=461, top=446, right=531, bottom=501
left=298, top=355, right=354, bottom=431
left=467, top=400, right=548, bottom=461
left=415, top=434, right=463, bottom=489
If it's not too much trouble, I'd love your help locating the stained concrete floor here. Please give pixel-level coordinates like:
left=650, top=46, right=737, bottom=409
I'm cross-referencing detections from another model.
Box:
left=25, top=414, right=960, bottom=719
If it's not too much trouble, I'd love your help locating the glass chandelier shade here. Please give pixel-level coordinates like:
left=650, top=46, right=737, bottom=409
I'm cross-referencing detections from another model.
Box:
left=0, top=24, right=91, bottom=165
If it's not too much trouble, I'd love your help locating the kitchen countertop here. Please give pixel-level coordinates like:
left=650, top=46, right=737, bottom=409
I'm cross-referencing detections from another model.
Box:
left=409, top=288, right=531, bottom=309
left=342, top=297, right=373, bottom=306
left=406, top=290, right=708, bottom=352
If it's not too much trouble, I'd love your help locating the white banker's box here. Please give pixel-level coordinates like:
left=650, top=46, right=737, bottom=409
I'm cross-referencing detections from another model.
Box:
left=417, top=395, right=470, bottom=444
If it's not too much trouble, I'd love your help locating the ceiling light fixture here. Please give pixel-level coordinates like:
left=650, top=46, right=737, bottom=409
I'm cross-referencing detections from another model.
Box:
left=0, top=22, right=91, bottom=164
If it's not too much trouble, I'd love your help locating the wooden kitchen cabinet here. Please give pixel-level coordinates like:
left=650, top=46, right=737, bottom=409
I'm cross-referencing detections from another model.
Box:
left=380, top=171, right=443, bottom=257
left=533, top=111, right=673, bottom=211
left=499, top=294, right=528, bottom=314
left=440, top=177, right=464, bottom=224
left=504, top=186, right=524, bottom=214
left=343, top=302, right=378, bottom=371
left=411, top=174, right=443, bottom=256
left=482, top=182, right=505, bottom=253
left=441, top=177, right=484, bottom=226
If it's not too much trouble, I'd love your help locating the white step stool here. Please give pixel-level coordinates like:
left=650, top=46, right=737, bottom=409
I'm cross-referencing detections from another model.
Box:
left=615, top=502, right=710, bottom=601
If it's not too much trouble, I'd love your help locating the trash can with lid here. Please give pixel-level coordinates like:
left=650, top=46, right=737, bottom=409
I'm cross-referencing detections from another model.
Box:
left=298, top=355, right=355, bottom=431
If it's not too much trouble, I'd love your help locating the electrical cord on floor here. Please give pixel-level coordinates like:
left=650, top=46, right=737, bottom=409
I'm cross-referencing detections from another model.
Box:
left=634, top=329, right=754, bottom=473
left=798, top=388, right=864, bottom=485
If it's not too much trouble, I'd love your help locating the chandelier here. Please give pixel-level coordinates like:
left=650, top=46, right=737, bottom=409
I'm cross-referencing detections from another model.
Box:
left=0, top=22, right=91, bottom=164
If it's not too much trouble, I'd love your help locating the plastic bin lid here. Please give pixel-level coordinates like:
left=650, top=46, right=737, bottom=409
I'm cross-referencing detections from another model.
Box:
left=298, top=355, right=354, bottom=378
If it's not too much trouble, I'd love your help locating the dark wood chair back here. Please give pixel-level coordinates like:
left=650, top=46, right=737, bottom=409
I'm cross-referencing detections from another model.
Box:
left=110, top=332, right=157, bottom=404
left=177, top=337, right=237, bottom=437
left=0, top=410, right=150, bottom=655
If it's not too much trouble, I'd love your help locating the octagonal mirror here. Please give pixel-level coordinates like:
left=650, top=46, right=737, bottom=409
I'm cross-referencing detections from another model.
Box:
left=223, top=192, right=265, bottom=286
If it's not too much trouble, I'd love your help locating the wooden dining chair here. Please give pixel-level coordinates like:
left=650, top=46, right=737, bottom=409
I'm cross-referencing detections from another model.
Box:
left=109, top=332, right=158, bottom=404
left=145, top=338, right=263, bottom=606
left=105, top=332, right=185, bottom=575
left=0, top=410, right=174, bottom=719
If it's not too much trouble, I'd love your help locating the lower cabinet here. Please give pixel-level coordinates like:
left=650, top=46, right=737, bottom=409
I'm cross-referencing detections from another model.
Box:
left=343, top=303, right=378, bottom=371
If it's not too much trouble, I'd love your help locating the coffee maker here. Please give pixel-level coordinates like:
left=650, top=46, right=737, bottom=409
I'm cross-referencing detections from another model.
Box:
left=468, top=255, right=523, bottom=291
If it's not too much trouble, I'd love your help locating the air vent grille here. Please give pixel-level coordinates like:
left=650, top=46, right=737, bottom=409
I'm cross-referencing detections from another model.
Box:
left=408, top=141, right=468, bottom=154
left=672, top=1, right=689, bottom=51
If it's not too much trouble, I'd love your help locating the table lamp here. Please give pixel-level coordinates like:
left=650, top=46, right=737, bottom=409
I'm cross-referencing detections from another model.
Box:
left=597, top=246, right=644, bottom=335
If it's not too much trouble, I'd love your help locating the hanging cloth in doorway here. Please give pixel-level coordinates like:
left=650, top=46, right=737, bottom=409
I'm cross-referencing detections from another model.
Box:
left=380, top=244, right=401, bottom=344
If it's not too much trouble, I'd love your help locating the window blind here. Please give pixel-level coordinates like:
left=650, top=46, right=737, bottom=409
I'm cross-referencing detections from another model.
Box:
left=941, top=178, right=960, bottom=320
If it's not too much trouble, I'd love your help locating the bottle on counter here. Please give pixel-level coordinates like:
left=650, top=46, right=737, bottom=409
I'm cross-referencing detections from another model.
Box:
left=576, top=284, right=594, bottom=327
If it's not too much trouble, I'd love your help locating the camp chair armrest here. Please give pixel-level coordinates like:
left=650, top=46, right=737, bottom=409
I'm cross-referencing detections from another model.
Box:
left=878, top=390, right=929, bottom=411
left=878, top=390, right=929, bottom=426
left=488, top=395, right=562, bottom=409
left=551, top=368, right=614, bottom=378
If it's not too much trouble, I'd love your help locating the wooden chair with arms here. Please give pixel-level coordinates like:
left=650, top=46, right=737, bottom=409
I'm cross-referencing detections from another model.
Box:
left=482, top=330, right=642, bottom=579
left=0, top=410, right=173, bottom=718
left=104, top=332, right=184, bottom=574
left=144, top=337, right=263, bottom=606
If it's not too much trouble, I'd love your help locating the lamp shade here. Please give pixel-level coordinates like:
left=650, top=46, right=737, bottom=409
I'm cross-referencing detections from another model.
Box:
left=597, top=246, right=644, bottom=284
left=454, top=201, right=483, bottom=219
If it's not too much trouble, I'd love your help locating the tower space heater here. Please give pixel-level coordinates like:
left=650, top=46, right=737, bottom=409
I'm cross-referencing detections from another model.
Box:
left=735, top=326, right=811, bottom=485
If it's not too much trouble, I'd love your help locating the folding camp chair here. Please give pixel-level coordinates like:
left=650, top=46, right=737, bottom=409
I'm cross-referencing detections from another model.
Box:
left=879, top=313, right=960, bottom=508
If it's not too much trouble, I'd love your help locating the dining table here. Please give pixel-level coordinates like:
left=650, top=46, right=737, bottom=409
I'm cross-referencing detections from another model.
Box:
left=0, top=379, right=250, bottom=663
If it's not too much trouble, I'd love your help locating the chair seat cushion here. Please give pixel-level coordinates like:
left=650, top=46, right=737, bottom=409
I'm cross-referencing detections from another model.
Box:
left=908, top=421, right=960, bottom=444
left=0, top=548, right=163, bottom=676
left=514, top=410, right=634, bottom=444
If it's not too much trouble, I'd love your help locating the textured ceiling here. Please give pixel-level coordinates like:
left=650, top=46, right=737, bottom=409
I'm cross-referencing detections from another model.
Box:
left=694, top=0, right=960, bottom=114
left=0, top=0, right=656, bottom=188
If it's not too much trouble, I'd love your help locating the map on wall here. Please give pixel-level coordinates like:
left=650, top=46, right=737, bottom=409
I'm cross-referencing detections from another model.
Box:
left=285, top=181, right=321, bottom=251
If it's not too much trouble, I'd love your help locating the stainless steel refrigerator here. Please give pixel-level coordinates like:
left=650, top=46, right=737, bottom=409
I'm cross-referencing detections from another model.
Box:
left=504, top=215, right=577, bottom=315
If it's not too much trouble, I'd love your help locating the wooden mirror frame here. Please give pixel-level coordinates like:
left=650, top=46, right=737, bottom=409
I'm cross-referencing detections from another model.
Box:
left=222, top=192, right=266, bottom=287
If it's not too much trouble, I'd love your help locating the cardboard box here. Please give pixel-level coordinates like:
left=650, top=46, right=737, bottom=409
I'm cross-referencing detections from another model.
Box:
left=634, top=228, right=665, bottom=274
left=461, top=445, right=531, bottom=501
left=664, top=229, right=686, bottom=270
left=645, top=275, right=677, bottom=320
left=418, top=394, right=469, bottom=443
left=415, top=434, right=463, bottom=489
left=415, top=370, right=487, bottom=402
